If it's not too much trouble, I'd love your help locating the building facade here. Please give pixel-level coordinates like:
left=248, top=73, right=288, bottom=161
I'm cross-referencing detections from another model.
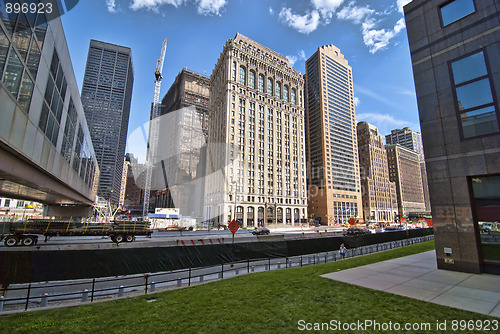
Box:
left=81, top=40, right=133, bottom=204
left=0, top=5, right=98, bottom=215
left=386, top=144, right=426, bottom=216
left=305, top=45, right=362, bottom=226
left=357, top=122, right=397, bottom=223
left=150, top=69, right=210, bottom=220
left=205, top=33, right=308, bottom=227
left=405, top=0, right=500, bottom=274
left=386, top=127, right=431, bottom=212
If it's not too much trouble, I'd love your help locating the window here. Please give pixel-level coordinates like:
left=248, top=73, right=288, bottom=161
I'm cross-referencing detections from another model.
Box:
left=450, top=51, right=499, bottom=139
left=239, top=66, right=246, bottom=85
left=276, top=81, right=281, bottom=99
left=249, top=70, right=255, bottom=88
left=291, top=88, right=296, bottom=105
left=284, top=85, right=289, bottom=102
left=258, top=74, right=264, bottom=92
left=267, top=78, right=273, bottom=96
left=440, top=0, right=475, bottom=26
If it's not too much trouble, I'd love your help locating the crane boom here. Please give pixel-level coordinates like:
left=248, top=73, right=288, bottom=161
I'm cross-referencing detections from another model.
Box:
left=143, top=38, right=167, bottom=218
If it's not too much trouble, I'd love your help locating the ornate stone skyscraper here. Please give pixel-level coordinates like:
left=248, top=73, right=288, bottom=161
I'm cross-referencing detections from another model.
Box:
left=205, top=33, right=308, bottom=227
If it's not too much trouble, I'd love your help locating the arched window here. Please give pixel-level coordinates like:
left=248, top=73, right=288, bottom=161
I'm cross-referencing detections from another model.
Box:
left=249, top=70, right=255, bottom=88
left=267, top=78, right=273, bottom=96
left=284, top=85, right=289, bottom=102
left=258, top=74, right=264, bottom=92
left=291, top=88, right=296, bottom=104
left=232, top=61, right=237, bottom=81
left=239, top=66, right=246, bottom=85
left=276, top=82, right=281, bottom=99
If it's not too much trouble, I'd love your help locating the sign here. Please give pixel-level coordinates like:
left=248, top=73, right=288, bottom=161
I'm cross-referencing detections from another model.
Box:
left=349, top=218, right=355, bottom=225
left=228, top=219, right=240, bottom=234
left=155, top=208, right=180, bottom=215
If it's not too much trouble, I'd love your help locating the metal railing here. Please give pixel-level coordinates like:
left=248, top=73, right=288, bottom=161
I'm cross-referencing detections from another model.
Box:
left=0, top=235, right=434, bottom=313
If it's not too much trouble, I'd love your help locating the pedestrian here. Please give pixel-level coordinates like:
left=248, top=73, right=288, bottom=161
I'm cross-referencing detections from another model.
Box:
left=340, top=243, right=346, bottom=259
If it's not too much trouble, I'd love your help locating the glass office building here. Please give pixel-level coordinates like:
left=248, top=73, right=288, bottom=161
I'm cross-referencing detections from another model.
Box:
left=0, top=3, right=98, bottom=210
left=305, top=45, right=362, bottom=226
left=81, top=40, right=133, bottom=204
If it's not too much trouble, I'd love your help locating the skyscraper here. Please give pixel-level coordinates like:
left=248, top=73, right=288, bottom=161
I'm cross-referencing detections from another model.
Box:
left=385, top=127, right=431, bottom=212
left=385, top=127, right=424, bottom=161
left=151, top=69, right=210, bottom=220
left=357, top=122, right=397, bottom=224
left=405, top=0, right=500, bottom=274
left=305, top=45, right=362, bottom=226
left=385, top=144, right=426, bottom=216
left=204, top=33, right=308, bottom=227
left=81, top=40, right=133, bottom=204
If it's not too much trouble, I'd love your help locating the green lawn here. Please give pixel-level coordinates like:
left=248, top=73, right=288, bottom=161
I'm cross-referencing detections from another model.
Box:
left=0, top=241, right=497, bottom=333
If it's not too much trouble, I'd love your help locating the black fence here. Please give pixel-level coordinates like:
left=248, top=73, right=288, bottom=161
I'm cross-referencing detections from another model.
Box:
left=0, top=235, right=434, bottom=313
left=0, top=228, right=434, bottom=285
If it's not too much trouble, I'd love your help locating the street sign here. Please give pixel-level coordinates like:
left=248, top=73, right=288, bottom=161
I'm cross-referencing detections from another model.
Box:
left=228, top=219, right=239, bottom=234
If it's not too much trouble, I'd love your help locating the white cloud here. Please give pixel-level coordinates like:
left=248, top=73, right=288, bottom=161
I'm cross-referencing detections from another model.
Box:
left=361, top=17, right=405, bottom=54
left=336, top=2, right=374, bottom=24
left=354, top=96, right=360, bottom=107
left=106, top=0, right=117, bottom=13
left=311, top=0, right=345, bottom=20
left=197, top=0, right=227, bottom=15
left=269, top=7, right=274, bottom=15
left=279, top=8, right=321, bottom=34
left=396, top=0, right=412, bottom=13
left=286, top=49, right=307, bottom=67
left=130, top=0, right=186, bottom=11
left=356, top=112, right=419, bottom=136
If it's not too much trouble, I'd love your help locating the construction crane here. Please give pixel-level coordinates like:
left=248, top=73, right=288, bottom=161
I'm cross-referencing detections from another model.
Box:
left=143, top=38, right=167, bottom=219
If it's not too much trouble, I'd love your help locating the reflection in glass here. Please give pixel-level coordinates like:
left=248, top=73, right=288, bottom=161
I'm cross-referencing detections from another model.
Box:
left=18, top=70, right=34, bottom=112
left=13, top=12, right=31, bottom=61
left=267, top=77, right=273, bottom=96
left=461, top=106, right=499, bottom=138
left=284, top=85, right=289, bottom=102
left=472, top=176, right=500, bottom=263
left=0, top=5, right=17, bottom=38
left=4, top=50, right=23, bottom=97
left=451, top=52, right=487, bottom=85
left=456, top=79, right=493, bottom=110
left=441, top=0, right=475, bottom=26
left=276, top=81, right=281, bottom=99
left=258, top=74, right=264, bottom=92
left=239, top=66, right=245, bottom=85
left=0, top=26, right=10, bottom=74
left=291, top=88, right=296, bottom=104
left=249, top=70, right=255, bottom=89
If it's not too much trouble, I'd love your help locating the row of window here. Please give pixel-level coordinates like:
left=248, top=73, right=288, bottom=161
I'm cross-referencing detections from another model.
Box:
left=234, top=62, right=298, bottom=104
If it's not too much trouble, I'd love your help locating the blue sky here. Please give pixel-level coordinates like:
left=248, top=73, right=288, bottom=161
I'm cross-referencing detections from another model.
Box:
left=61, top=0, right=418, bottom=154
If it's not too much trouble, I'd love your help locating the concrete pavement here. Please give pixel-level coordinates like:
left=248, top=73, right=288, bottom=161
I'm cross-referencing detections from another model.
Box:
left=322, top=251, right=500, bottom=317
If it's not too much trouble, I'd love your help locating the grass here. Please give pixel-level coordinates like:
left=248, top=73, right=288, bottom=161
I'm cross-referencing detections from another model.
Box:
left=0, top=241, right=497, bottom=333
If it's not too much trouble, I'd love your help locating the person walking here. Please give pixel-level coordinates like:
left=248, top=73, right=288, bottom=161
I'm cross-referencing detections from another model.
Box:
left=339, top=243, right=347, bottom=259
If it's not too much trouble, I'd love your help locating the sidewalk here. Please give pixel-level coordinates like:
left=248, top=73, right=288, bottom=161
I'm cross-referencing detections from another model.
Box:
left=322, top=251, right=500, bottom=317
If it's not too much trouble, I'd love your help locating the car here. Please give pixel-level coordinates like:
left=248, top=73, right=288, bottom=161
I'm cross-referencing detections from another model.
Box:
left=252, top=228, right=270, bottom=235
left=480, top=222, right=494, bottom=233
left=383, top=226, right=401, bottom=232
left=343, top=228, right=370, bottom=236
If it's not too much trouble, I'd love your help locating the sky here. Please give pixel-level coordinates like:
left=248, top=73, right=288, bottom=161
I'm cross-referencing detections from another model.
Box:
left=60, top=0, right=418, bottom=158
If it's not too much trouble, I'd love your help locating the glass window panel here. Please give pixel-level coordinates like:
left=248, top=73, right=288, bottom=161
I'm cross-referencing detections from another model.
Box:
left=267, top=78, right=273, bottom=95
left=471, top=175, right=500, bottom=263
left=249, top=70, right=255, bottom=88
left=44, top=77, right=54, bottom=105
left=258, top=74, right=264, bottom=92
left=50, top=50, right=58, bottom=78
left=26, top=38, right=40, bottom=78
left=291, top=88, right=296, bottom=104
left=38, top=102, right=49, bottom=132
left=461, top=106, right=499, bottom=138
left=0, top=25, right=10, bottom=74
left=441, top=0, right=475, bottom=26
left=51, top=122, right=59, bottom=146
left=276, top=82, right=281, bottom=99
left=56, top=64, right=63, bottom=90
left=3, top=50, right=23, bottom=97
left=12, top=13, right=30, bottom=61
left=284, top=85, right=289, bottom=102
left=239, top=66, right=246, bottom=85
left=451, top=52, right=487, bottom=85
left=456, top=79, right=493, bottom=110
left=46, top=112, right=55, bottom=141
left=18, top=70, right=33, bottom=112
left=25, top=0, right=37, bottom=26
left=0, top=5, right=17, bottom=37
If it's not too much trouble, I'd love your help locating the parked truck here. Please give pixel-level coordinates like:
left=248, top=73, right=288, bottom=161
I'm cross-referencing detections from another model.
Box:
left=0, top=218, right=153, bottom=247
